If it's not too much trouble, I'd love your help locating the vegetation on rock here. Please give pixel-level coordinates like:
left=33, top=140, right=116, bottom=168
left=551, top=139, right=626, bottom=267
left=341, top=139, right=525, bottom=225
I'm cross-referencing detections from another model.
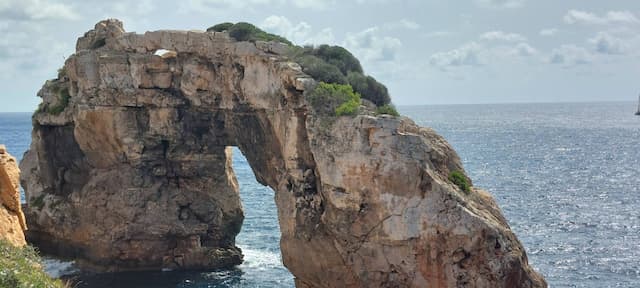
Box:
left=307, top=82, right=361, bottom=117
left=207, top=22, right=292, bottom=45
left=289, top=45, right=392, bottom=108
left=48, top=86, right=70, bottom=115
left=207, top=22, right=234, bottom=32
left=0, top=240, right=66, bottom=288
left=207, top=22, right=396, bottom=114
left=449, top=170, right=471, bottom=193
left=375, top=104, right=400, bottom=116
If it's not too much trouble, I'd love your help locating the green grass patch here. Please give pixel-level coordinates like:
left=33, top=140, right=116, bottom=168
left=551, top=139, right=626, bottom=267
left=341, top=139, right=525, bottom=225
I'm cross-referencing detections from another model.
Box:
left=0, top=240, right=67, bottom=288
left=449, top=170, right=471, bottom=193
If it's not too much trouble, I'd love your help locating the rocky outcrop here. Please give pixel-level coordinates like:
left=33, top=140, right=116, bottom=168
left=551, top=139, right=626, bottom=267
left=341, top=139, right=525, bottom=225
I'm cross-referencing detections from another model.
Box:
left=0, top=145, right=27, bottom=247
left=21, top=19, right=546, bottom=287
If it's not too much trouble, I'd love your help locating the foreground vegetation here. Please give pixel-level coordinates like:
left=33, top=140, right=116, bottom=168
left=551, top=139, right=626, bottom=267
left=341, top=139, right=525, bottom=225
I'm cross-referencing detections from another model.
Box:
left=0, top=240, right=66, bottom=288
left=207, top=22, right=399, bottom=117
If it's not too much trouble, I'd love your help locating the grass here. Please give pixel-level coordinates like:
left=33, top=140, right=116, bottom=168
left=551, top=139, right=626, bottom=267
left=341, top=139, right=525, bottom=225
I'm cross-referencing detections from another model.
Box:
left=449, top=170, right=471, bottom=193
left=0, top=240, right=67, bottom=288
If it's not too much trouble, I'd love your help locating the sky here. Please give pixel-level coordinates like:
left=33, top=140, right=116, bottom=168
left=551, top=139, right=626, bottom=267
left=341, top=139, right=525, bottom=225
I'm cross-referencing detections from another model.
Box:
left=1, top=0, right=639, bottom=111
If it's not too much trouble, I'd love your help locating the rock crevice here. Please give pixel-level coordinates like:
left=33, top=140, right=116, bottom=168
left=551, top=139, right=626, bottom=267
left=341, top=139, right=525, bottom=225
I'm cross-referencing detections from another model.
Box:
left=21, top=19, right=546, bottom=287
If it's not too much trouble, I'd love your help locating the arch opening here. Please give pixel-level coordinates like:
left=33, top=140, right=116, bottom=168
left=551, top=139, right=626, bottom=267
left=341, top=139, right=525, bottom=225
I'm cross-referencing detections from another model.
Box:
left=230, top=147, right=294, bottom=286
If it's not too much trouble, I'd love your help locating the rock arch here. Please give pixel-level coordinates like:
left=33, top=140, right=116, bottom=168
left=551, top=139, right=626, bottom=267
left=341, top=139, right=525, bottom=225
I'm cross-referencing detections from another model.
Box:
left=21, top=20, right=546, bottom=287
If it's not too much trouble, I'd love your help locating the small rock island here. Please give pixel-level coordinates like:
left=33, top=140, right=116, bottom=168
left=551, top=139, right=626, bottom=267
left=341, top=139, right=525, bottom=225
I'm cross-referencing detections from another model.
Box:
left=20, top=19, right=546, bottom=287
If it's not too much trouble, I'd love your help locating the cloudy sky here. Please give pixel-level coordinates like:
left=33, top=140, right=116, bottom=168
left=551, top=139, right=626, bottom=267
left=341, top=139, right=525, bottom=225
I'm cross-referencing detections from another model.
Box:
left=1, top=0, right=639, bottom=111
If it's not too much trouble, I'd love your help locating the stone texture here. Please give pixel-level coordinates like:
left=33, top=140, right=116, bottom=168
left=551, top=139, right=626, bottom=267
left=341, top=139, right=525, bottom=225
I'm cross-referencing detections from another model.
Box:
left=0, top=145, right=27, bottom=247
left=21, top=19, right=546, bottom=287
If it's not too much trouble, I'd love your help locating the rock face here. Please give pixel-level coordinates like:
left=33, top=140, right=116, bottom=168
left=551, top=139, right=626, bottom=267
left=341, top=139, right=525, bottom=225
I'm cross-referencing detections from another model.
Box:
left=21, top=19, right=546, bottom=287
left=0, top=145, right=27, bottom=247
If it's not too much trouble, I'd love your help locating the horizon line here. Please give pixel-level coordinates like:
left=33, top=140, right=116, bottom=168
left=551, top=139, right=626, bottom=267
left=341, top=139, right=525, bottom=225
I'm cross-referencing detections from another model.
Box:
left=0, top=99, right=634, bottom=113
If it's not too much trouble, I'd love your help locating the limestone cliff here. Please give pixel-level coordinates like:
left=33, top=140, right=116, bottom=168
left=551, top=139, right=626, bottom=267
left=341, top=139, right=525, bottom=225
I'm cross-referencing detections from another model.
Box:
left=21, top=19, right=546, bottom=287
left=0, top=145, right=27, bottom=247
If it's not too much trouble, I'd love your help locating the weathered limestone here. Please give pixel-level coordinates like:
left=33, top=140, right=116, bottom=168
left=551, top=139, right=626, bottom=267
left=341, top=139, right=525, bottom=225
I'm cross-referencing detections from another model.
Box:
left=21, top=19, right=546, bottom=287
left=0, top=145, right=27, bottom=247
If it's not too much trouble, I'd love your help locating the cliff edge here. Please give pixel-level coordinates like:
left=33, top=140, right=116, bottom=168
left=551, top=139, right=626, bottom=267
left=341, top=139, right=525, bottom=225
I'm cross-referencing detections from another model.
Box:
left=20, top=19, right=546, bottom=287
left=0, top=145, right=27, bottom=247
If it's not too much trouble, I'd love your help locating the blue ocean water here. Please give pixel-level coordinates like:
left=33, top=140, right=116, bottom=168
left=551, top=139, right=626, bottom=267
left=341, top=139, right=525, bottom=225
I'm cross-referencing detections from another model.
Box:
left=1, top=101, right=639, bottom=287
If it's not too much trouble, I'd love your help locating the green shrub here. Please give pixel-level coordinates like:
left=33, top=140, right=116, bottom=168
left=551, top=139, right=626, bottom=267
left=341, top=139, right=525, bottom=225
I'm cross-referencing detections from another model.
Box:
left=207, top=22, right=234, bottom=32
left=295, top=55, right=347, bottom=85
left=207, top=22, right=394, bottom=109
left=449, top=170, right=471, bottom=193
left=335, top=95, right=361, bottom=116
left=307, top=82, right=361, bottom=117
left=290, top=47, right=391, bottom=107
left=307, top=45, right=363, bottom=75
left=218, top=22, right=292, bottom=45
left=347, top=72, right=390, bottom=106
left=0, top=240, right=67, bottom=288
left=48, top=87, right=70, bottom=115
left=375, top=104, right=399, bottom=116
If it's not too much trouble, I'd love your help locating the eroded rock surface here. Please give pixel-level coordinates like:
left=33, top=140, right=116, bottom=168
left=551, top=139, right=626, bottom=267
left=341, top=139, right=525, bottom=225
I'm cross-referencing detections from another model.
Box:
left=21, top=19, right=546, bottom=287
left=0, top=145, right=27, bottom=247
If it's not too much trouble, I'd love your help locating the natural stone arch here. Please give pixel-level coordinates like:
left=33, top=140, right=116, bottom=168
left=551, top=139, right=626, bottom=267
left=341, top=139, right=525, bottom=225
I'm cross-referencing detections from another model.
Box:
left=21, top=20, right=546, bottom=287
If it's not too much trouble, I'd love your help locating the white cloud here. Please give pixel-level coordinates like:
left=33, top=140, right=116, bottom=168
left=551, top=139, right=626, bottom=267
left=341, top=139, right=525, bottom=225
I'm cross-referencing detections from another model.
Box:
left=260, top=15, right=334, bottom=45
left=0, top=0, right=79, bottom=21
left=355, top=0, right=390, bottom=4
left=474, top=0, right=524, bottom=9
left=430, top=32, right=538, bottom=71
left=182, top=0, right=335, bottom=11
left=589, top=32, right=629, bottom=55
left=429, top=42, right=484, bottom=70
left=423, top=31, right=453, bottom=38
left=398, top=19, right=420, bottom=30
left=549, top=44, right=593, bottom=66
left=539, top=28, right=558, bottom=36
left=0, top=21, right=70, bottom=77
left=382, top=19, right=421, bottom=31
left=480, top=31, right=527, bottom=42
left=564, top=10, right=639, bottom=25
left=344, top=27, right=402, bottom=62
left=290, top=0, right=335, bottom=9
left=512, top=42, right=537, bottom=57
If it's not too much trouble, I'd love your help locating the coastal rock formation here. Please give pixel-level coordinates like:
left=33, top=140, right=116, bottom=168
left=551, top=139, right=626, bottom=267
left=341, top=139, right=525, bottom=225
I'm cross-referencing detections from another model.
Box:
left=21, top=19, right=546, bottom=287
left=0, top=145, right=27, bottom=247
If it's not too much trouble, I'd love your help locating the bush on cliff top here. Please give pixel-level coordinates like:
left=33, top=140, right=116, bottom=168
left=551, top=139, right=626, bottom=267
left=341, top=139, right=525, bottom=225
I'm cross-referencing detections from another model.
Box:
left=288, top=45, right=392, bottom=108
left=308, top=82, right=361, bottom=117
left=207, top=22, right=293, bottom=46
left=0, top=240, right=66, bottom=288
left=207, top=22, right=396, bottom=113
left=375, top=104, right=400, bottom=117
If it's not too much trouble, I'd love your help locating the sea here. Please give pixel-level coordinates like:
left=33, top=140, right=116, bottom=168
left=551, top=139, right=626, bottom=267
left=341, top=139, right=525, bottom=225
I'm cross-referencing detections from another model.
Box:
left=0, top=101, right=638, bottom=288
